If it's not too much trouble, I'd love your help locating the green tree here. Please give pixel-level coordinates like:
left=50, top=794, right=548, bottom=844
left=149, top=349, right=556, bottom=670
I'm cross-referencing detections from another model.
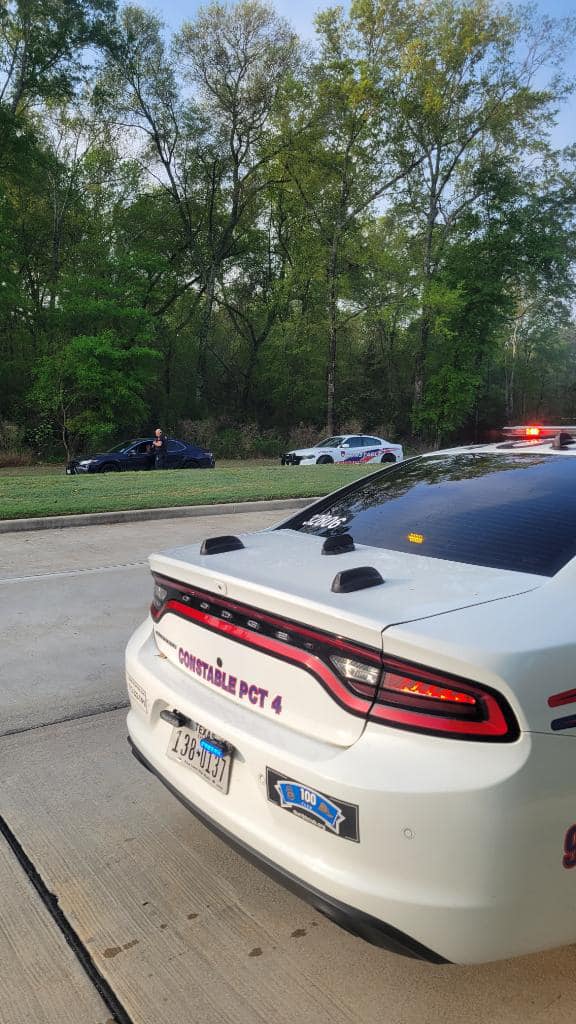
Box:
left=0, top=0, right=115, bottom=115
left=384, top=0, right=574, bottom=431
left=30, top=331, right=159, bottom=457
left=1, top=0, right=576, bottom=456
left=277, top=2, right=422, bottom=432
left=96, top=1, right=300, bottom=410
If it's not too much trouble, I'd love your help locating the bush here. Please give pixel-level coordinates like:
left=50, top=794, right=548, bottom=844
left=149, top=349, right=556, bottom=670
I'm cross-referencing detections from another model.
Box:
left=286, top=423, right=325, bottom=449
left=178, top=418, right=286, bottom=459
left=338, top=418, right=363, bottom=436
left=0, top=449, right=34, bottom=468
left=0, top=420, right=25, bottom=450
left=178, top=418, right=334, bottom=458
left=251, top=431, right=284, bottom=457
left=0, top=420, right=34, bottom=466
left=178, top=418, right=219, bottom=450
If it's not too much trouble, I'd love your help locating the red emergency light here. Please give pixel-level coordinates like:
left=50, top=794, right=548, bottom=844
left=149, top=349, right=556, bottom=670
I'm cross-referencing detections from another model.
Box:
left=502, top=425, right=576, bottom=442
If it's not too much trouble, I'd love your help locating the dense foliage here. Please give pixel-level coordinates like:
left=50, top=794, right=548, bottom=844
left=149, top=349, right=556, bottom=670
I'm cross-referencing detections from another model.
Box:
left=1, top=0, right=575, bottom=458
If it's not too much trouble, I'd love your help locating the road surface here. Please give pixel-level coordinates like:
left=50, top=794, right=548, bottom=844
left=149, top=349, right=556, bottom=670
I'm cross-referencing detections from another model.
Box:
left=1, top=511, right=575, bottom=1023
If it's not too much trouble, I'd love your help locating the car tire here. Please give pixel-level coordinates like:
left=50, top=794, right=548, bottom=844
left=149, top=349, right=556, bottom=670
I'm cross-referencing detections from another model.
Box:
left=316, top=455, right=334, bottom=465
left=380, top=453, right=396, bottom=464
left=183, top=459, right=200, bottom=469
left=98, top=462, right=120, bottom=473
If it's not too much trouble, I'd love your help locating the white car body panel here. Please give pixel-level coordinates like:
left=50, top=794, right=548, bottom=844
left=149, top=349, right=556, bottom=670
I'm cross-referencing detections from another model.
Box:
left=126, top=436, right=576, bottom=964
left=151, top=532, right=541, bottom=647
left=149, top=533, right=541, bottom=749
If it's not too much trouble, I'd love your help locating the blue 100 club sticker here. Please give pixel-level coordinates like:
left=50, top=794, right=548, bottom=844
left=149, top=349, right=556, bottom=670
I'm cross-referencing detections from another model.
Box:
left=266, top=768, right=359, bottom=842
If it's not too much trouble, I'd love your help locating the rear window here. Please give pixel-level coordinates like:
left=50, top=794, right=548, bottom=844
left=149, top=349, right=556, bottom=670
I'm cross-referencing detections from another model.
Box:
left=283, top=453, right=576, bottom=576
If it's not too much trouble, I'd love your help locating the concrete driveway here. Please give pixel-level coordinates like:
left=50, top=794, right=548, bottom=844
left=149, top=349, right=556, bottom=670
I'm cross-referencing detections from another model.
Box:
left=1, top=511, right=575, bottom=1024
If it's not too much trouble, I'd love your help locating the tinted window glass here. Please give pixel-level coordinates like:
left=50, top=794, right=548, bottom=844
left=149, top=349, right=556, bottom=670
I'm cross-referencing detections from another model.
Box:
left=108, top=440, right=135, bottom=453
left=167, top=440, right=184, bottom=452
left=283, top=453, right=576, bottom=576
left=363, top=436, right=381, bottom=446
left=348, top=437, right=365, bottom=448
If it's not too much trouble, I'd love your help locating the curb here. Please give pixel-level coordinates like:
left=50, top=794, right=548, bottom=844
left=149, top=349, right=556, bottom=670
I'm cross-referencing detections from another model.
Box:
left=0, top=497, right=318, bottom=534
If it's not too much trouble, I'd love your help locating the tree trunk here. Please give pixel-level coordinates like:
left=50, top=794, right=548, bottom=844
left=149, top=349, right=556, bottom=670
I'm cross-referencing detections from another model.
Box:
left=49, top=211, right=62, bottom=311
left=413, top=315, right=429, bottom=409
left=9, top=38, right=28, bottom=115
left=164, top=334, right=174, bottom=400
left=413, top=187, right=438, bottom=425
left=242, top=346, right=259, bottom=414
left=196, top=269, right=216, bottom=404
left=60, top=399, right=70, bottom=461
left=504, top=319, right=519, bottom=421
left=326, top=237, right=339, bottom=435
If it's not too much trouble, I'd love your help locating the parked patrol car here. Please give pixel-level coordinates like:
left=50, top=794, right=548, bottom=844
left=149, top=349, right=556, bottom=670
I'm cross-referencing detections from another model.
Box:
left=127, top=425, right=576, bottom=964
left=281, top=434, right=403, bottom=465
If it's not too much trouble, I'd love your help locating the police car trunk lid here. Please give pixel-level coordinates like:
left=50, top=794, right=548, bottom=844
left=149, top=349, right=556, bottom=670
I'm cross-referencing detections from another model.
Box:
left=150, top=531, right=541, bottom=747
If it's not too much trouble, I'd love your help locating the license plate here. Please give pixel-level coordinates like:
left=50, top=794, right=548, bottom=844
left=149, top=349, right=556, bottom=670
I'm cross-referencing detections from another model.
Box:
left=166, top=722, right=232, bottom=793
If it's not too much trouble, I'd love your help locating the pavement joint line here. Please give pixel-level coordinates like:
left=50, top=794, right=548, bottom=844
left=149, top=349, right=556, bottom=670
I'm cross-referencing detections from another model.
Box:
left=0, top=495, right=317, bottom=533
left=0, top=561, right=147, bottom=585
left=0, top=813, right=134, bottom=1024
left=0, top=700, right=130, bottom=740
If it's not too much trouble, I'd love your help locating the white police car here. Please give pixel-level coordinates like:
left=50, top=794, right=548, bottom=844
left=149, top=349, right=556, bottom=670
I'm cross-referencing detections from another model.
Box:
left=281, top=434, right=403, bottom=465
left=126, top=425, right=576, bottom=964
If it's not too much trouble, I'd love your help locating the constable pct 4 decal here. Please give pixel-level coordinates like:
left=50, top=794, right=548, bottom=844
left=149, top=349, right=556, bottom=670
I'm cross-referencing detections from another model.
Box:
left=266, top=768, right=359, bottom=842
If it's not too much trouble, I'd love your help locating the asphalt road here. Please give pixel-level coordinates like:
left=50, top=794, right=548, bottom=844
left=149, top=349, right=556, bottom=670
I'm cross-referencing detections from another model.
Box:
left=1, top=512, right=576, bottom=1024
left=0, top=509, right=281, bottom=737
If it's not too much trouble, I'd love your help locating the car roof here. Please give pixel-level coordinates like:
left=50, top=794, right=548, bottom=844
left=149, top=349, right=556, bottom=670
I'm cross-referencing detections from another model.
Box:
left=426, top=439, right=576, bottom=458
left=319, top=434, right=383, bottom=442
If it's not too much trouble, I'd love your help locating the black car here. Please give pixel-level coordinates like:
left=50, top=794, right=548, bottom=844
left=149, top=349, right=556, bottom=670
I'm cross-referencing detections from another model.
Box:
left=66, top=437, right=215, bottom=474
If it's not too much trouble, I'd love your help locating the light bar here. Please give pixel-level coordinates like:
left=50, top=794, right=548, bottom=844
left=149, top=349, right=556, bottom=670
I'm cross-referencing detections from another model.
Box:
left=502, top=425, right=576, bottom=440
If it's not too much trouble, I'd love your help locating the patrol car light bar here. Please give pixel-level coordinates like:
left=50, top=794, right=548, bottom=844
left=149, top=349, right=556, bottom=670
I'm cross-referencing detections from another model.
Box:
left=502, top=425, right=576, bottom=440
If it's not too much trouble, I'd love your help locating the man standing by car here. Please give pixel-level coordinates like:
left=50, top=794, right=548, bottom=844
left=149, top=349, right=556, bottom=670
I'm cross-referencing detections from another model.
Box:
left=152, top=428, right=167, bottom=469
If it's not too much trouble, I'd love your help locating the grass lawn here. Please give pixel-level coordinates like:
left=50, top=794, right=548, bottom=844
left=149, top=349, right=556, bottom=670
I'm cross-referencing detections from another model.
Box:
left=0, top=462, right=379, bottom=520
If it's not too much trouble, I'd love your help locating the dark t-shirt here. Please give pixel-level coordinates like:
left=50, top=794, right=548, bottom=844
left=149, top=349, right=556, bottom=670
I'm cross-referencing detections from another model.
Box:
left=154, top=435, right=167, bottom=462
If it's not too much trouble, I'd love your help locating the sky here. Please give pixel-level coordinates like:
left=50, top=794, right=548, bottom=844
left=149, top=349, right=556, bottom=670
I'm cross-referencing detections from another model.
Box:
left=139, top=0, right=576, bottom=147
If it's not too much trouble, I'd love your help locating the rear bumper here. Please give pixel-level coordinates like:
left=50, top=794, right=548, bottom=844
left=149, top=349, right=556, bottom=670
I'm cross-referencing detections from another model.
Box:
left=128, top=735, right=447, bottom=963
left=126, top=618, right=576, bottom=964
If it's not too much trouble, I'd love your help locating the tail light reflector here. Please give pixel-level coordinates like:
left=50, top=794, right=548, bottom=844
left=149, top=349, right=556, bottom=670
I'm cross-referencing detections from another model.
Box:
left=370, top=658, right=517, bottom=741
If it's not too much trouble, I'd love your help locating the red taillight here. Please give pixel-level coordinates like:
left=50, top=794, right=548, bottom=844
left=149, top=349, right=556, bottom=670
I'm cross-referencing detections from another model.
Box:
left=384, top=673, right=476, bottom=706
left=370, top=658, right=517, bottom=741
left=151, top=573, right=518, bottom=742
